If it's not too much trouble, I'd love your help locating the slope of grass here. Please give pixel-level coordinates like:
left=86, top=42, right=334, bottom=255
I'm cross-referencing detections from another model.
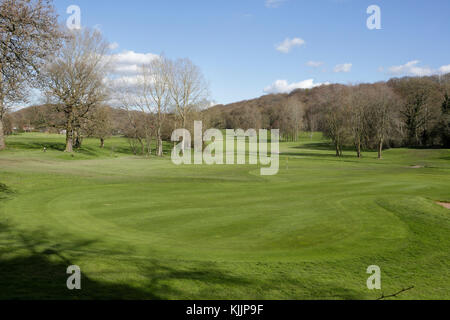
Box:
left=0, top=133, right=449, bottom=300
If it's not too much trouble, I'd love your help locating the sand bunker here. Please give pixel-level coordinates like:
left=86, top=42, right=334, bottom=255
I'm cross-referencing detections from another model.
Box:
left=436, top=202, right=450, bottom=209
left=410, top=165, right=424, bottom=169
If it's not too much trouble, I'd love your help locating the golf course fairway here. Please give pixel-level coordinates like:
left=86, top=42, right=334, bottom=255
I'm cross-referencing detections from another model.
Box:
left=0, top=133, right=449, bottom=300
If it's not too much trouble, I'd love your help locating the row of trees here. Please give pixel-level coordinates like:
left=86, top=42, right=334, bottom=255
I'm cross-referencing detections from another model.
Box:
left=118, top=56, right=209, bottom=156
left=6, top=73, right=449, bottom=159
left=206, top=94, right=304, bottom=142
left=319, top=83, right=399, bottom=158
left=206, top=75, right=450, bottom=158
left=0, top=0, right=210, bottom=155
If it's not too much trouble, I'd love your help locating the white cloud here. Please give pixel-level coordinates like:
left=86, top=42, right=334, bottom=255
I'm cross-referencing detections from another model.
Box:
left=264, top=79, right=329, bottom=94
left=333, top=63, right=352, bottom=73
left=111, top=50, right=159, bottom=67
left=438, top=65, right=450, bottom=74
left=385, top=61, right=450, bottom=76
left=108, top=75, right=144, bottom=87
left=388, top=60, right=433, bottom=77
left=114, top=64, right=140, bottom=75
left=105, top=50, right=159, bottom=106
left=306, top=61, right=324, bottom=68
left=108, top=42, right=119, bottom=50
left=109, top=50, right=159, bottom=76
left=265, top=0, right=286, bottom=8
left=276, top=37, right=305, bottom=53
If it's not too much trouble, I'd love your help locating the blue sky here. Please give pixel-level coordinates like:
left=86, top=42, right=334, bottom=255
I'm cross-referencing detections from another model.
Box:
left=54, top=0, right=450, bottom=105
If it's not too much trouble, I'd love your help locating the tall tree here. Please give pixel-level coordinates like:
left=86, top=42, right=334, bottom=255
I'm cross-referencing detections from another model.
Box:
left=42, top=29, right=110, bottom=152
left=304, top=104, right=320, bottom=140
left=0, top=0, right=60, bottom=150
left=282, top=95, right=304, bottom=142
left=140, top=56, right=171, bottom=157
left=322, top=86, right=350, bottom=157
left=367, top=84, right=399, bottom=159
left=168, top=58, right=209, bottom=152
left=348, top=85, right=368, bottom=158
left=392, top=78, right=441, bottom=146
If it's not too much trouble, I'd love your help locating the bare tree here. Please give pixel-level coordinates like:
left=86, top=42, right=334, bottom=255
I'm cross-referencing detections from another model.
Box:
left=364, top=84, right=399, bottom=159
left=168, top=58, right=209, bottom=152
left=42, top=29, right=110, bottom=152
left=349, top=85, right=369, bottom=158
left=304, top=104, right=320, bottom=140
left=140, top=56, right=171, bottom=156
left=230, top=105, right=263, bottom=131
left=322, top=86, right=351, bottom=157
left=284, top=95, right=304, bottom=141
left=0, top=0, right=60, bottom=150
left=116, top=83, right=153, bottom=156
left=392, top=78, right=441, bottom=146
left=84, top=106, right=112, bottom=148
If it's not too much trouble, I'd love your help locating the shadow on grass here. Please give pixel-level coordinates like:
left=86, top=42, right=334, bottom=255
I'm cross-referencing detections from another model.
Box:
left=7, top=141, right=66, bottom=152
left=295, top=141, right=362, bottom=153
left=295, top=142, right=336, bottom=151
left=0, top=184, right=364, bottom=300
left=0, top=183, right=13, bottom=194
left=0, top=222, right=154, bottom=300
left=6, top=140, right=135, bottom=157
left=0, top=183, right=14, bottom=202
left=282, top=142, right=358, bottom=159
left=0, top=220, right=365, bottom=300
left=0, top=220, right=253, bottom=300
left=280, top=151, right=358, bottom=160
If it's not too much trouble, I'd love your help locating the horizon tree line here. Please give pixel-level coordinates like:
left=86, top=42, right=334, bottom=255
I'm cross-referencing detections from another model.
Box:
left=1, top=0, right=449, bottom=158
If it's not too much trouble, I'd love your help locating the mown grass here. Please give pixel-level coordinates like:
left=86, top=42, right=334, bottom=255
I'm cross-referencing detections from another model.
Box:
left=0, top=132, right=449, bottom=300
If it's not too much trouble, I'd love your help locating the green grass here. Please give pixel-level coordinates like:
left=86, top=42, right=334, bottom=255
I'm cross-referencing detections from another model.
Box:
left=0, top=132, right=449, bottom=300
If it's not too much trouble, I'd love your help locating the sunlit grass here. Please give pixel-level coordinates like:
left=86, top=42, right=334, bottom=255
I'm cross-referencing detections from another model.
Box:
left=0, top=133, right=449, bottom=299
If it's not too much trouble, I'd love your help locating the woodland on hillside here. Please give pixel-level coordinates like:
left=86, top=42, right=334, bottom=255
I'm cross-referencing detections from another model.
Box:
left=8, top=73, right=450, bottom=159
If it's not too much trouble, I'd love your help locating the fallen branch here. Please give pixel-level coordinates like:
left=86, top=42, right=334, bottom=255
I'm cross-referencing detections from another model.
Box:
left=377, top=286, right=415, bottom=300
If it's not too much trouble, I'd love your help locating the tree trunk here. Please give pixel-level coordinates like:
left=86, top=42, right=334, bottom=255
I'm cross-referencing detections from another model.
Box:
left=139, top=138, right=145, bottom=155
left=181, top=115, right=186, bottom=155
left=74, top=131, right=83, bottom=149
left=0, top=117, right=6, bottom=151
left=65, top=130, right=73, bottom=153
left=335, top=143, right=340, bottom=157
left=65, top=115, right=73, bottom=153
left=100, top=138, right=105, bottom=148
left=356, top=140, right=362, bottom=158
left=157, top=130, right=163, bottom=157
left=378, top=139, right=383, bottom=159
left=0, top=79, right=5, bottom=150
left=0, top=115, right=6, bottom=151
